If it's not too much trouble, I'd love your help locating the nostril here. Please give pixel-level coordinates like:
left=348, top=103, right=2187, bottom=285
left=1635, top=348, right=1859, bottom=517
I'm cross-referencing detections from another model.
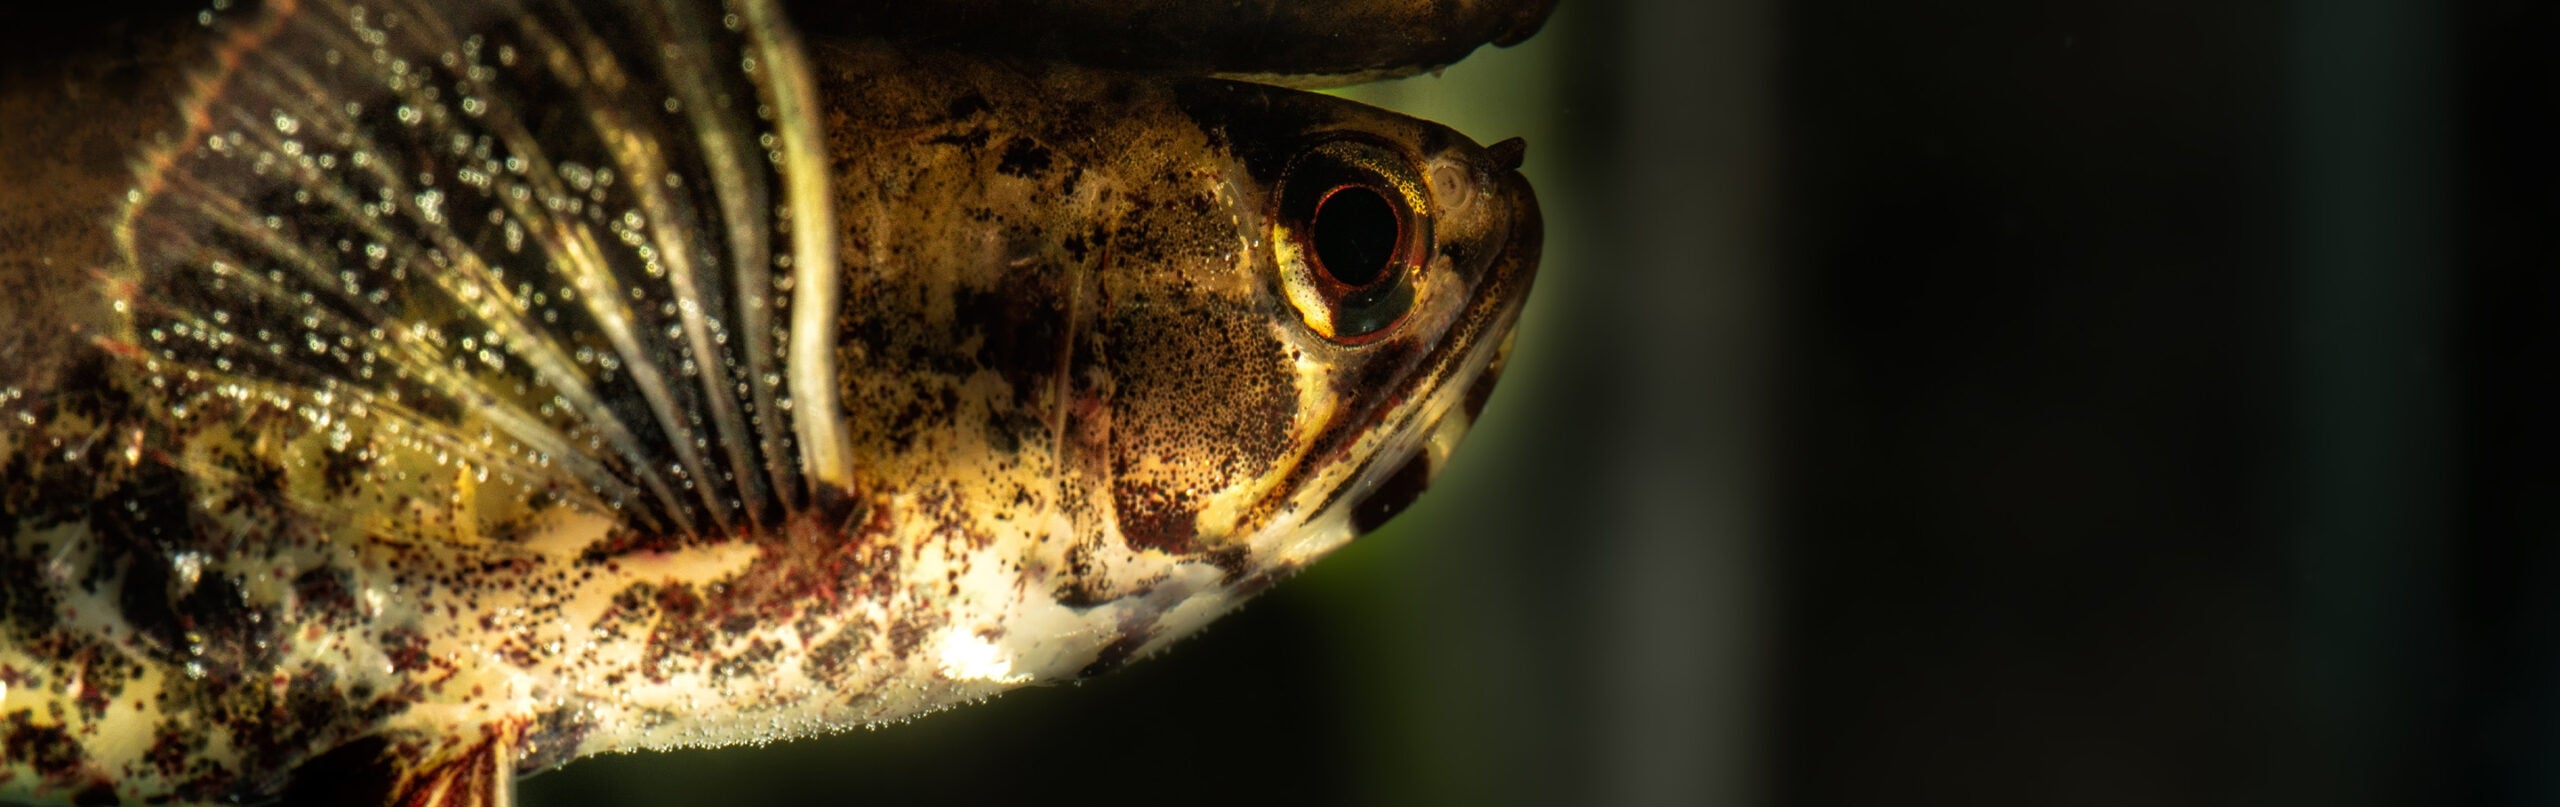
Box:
left=1429, top=162, right=1476, bottom=216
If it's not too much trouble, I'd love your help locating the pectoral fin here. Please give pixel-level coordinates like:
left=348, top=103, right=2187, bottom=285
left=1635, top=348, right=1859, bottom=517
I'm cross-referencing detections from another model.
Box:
left=123, top=0, right=849, bottom=546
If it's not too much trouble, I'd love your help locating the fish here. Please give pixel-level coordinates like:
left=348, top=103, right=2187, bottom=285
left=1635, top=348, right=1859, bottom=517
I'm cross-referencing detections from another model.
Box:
left=0, top=0, right=1545, bottom=804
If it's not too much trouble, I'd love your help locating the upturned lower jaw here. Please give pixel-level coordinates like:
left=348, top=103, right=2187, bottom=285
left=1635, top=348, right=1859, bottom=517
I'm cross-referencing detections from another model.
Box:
left=1341, top=276, right=1527, bottom=534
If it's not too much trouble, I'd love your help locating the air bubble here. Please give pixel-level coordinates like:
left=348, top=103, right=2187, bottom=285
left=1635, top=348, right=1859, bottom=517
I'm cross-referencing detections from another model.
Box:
left=170, top=551, right=206, bottom=589
left=414, top=188, right=446, bottom=224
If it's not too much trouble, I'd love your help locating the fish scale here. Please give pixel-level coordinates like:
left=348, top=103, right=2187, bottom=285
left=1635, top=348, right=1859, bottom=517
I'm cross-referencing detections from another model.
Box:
left=0, top=0, right=1547, bottom=804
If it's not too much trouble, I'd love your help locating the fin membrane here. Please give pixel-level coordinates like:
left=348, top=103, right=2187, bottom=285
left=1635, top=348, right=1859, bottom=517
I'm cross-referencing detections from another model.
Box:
left=120, top=0, right=846, bottom=541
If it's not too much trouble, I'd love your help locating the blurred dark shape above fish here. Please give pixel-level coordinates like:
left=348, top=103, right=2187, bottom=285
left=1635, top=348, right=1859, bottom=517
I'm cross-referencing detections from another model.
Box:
left=787, top=0, right=1560, bottom=86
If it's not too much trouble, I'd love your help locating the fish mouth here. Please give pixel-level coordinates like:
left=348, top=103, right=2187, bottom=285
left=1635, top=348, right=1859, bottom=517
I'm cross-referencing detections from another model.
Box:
left=1341, top=169, right=1539, bottom=529
left=1300, top=164, right=1541, bottom=550
left=1346, top=324, right=1519, bottom=533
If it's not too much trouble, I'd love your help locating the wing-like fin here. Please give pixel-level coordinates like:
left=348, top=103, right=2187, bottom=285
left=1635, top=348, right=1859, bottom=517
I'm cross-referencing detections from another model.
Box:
left=118, top=0, right=844, bottom=539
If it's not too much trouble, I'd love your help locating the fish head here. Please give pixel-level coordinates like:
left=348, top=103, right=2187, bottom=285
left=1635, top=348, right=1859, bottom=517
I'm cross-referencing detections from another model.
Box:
left=1087, top=79, right=1541, bottom=584
left=806, top=51, right=1543, bottom=685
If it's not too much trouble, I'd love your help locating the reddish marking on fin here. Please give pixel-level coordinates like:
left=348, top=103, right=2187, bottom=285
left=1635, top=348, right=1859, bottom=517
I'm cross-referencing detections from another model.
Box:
left=89, top=336, right=147, bottom=361
left=87, top=268, right=137, bottom=300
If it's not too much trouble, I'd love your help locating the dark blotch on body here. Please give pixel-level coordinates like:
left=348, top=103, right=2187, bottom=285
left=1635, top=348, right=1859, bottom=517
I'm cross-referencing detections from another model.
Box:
left=640, top=584, right=710, bottom=683
left=1351, top=451, right=1434, bottom=534
left=1053, top=540, right=1110, bottom=608
left=1104, top=294, right=1297, bottom=555
left=803, top=632, right=863, bottom=682
left=292, top=566, right=363, bottom=629
left=4, top=709, right=93, bottom=786
left=0, top=548, right=59, bottom=646
left=944, top=92, right=991, bottom=120
left=712, top=638, right=783, bottom=680
left=1109, top=481, right=1199, bottom=555
left=1077, top=633, right=1149, bottom=680
left=314, top=425, right=380, bottom=498
left=114, top=545, right=278, bottom=674
left=983, top=409, right=1045, bottom=455
left=382, top=628, right=432, bottom=675
left=996, top=137, right=1054, bottom=178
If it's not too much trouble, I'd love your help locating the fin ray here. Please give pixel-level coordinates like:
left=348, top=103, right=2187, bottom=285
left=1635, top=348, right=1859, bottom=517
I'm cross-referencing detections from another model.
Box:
left=121, top=0, right=842, bottom=541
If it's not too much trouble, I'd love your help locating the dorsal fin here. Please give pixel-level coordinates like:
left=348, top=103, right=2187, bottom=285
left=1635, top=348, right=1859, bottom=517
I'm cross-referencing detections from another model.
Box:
left=117, top=0, right=847, bottom=541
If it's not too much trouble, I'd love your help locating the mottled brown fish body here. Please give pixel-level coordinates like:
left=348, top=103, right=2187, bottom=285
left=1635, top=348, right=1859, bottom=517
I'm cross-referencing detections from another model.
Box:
left=0, top=1, right=1542, bottom=805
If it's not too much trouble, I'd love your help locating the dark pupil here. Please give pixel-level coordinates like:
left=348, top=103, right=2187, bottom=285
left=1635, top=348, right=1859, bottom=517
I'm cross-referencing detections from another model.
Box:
left=1311, top=186, right=1399, bottom=288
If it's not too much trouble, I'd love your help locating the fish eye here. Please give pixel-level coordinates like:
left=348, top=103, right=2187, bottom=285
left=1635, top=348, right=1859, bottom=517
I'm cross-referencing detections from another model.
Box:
left=1312, top=186, right=1398, bottom=287
left=1274, top=138, right=1429, bottom=344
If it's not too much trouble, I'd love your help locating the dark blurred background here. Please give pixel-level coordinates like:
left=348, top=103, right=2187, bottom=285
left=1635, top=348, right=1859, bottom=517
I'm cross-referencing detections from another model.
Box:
left=8, top=0, right=2552, bottom=803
